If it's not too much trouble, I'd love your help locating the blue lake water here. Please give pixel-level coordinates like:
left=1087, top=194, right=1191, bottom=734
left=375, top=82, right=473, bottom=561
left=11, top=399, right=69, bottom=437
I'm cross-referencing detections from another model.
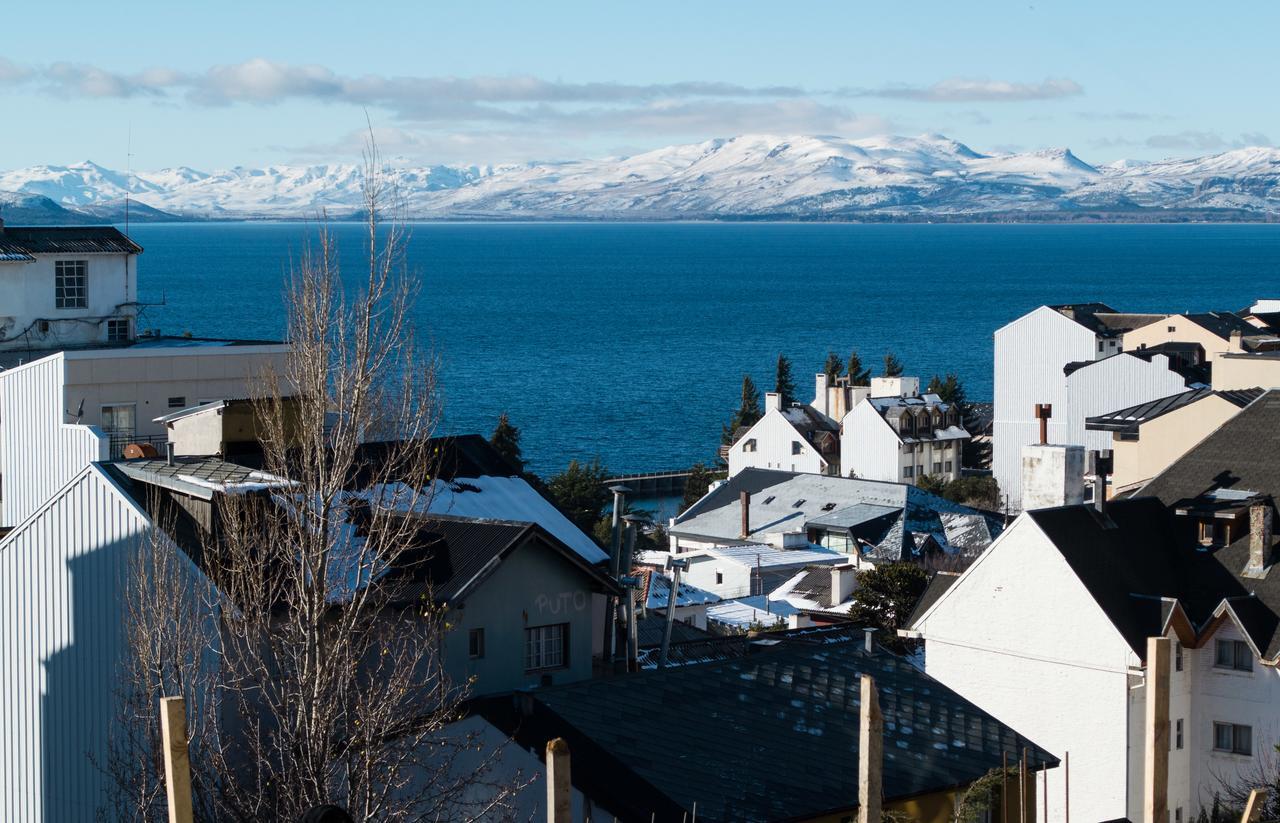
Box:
left=124, top=221, right=1280, bottom=475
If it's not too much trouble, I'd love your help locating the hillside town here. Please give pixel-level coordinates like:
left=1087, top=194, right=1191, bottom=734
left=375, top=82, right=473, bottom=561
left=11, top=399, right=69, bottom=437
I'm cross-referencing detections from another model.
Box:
left=3, top=214, right=1280, bottom=823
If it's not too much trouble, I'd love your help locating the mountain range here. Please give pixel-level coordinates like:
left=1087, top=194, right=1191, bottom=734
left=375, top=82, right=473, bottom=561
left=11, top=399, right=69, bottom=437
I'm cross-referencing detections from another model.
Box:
left=3, top=134, right=1279, bottom=222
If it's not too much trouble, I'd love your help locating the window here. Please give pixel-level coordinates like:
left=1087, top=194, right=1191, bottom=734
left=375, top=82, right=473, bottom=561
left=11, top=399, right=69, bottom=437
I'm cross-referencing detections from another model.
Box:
left=1213, top=722, right=1252, bottom=755
left=944, top=460, right=953, bottom=472
left=1215, top=639, right=1252, bottom=672
left=917, top=464, right=924, bottom=476
left=1097, top=340, right=1105, bottom=352
left=1176, top=809, right=1183, bottom=823
left=1168, top=325, right=1177, bottom=333
left=933, top=462, right=942, bottom=474
left=791, top=441, right=803, bottom=455
left=1175, top=642, right=1183, bottom=672
left=525, top=624, right=568, bottom=672
left=167, top=396, right=187, bottom=409
left=715, top=571, right=723, bottom=585
left=55, top=260, right=87, bottom=309
left=903, top=466, right=914, bottom=479
left=106, top=317, right=130, bottom=342
left=468, top=628, right=485, bottom=659
left=1176, top=718, right=1184, bottom=750
left=101, top=404, right=137, bottom=459
left=743, top=438, right=757, bottom=453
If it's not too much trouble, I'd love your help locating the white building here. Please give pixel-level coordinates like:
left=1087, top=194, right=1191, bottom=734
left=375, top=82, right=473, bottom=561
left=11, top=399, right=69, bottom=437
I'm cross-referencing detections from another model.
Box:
left=993, top=303, right=1195, bottom=512
left=725, top=391, right=839, bottom=477
left=840, top=376, right=969, bottom=485
left=0, top=224, right=142, bottom=351
left=910, top=392, right=1280, bottom=822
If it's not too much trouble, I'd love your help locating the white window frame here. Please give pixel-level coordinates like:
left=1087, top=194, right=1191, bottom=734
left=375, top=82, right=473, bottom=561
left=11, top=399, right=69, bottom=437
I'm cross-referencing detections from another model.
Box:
left=55, top=260, right=88, bottom=309
left=525, top=623, right=568, bottom=672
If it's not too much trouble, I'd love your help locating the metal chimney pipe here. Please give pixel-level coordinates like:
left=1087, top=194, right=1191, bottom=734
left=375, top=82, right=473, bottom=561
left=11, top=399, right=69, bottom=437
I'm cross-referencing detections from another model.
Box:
left=165, top=440, right=175, bottom=466
left=740, top=490, right=751, bottom=539
left=863, top=627, right=877, bottom=654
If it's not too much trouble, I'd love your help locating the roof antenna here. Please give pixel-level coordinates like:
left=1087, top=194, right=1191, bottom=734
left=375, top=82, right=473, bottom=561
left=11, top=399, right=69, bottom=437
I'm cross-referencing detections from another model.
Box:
left=124, top=124, right=133, bottom=239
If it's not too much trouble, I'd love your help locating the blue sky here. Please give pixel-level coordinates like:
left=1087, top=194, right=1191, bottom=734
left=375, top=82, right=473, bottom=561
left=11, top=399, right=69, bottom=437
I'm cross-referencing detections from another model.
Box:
left=1, top=0, right=1276, bottom=170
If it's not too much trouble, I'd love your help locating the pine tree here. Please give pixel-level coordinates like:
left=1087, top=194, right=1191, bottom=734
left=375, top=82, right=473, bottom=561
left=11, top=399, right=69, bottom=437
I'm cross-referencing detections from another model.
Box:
left=882, top=351, right=904, bottom=377
left=547, top=457, right=610, bottom=535
left=488, top=412, right=525, bottom=474
left=775, top=354, right=797, bottom=407
left=823, top=351, right=843, bottom=386
left=681, top=462, right=717, bottom=512
left=722, top=374, right=763, bottom=446
left=926, top=373, right=968, bottom=411
left=846, top=351, right=871, bottom=386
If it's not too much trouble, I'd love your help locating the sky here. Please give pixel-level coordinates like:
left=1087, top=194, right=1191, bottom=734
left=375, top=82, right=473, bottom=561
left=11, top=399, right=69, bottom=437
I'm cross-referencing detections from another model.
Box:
left=1, top=1, right=1277, bottom=171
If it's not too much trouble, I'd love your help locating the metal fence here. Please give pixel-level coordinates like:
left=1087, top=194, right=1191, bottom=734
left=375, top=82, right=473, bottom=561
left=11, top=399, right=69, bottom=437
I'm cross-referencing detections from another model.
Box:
left=107, top=432, right=168, bottom=460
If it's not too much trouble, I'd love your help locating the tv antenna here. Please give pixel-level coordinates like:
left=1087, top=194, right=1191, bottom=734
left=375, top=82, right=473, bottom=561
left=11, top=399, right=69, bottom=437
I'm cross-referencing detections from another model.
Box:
left=125, top=125, right=133, bottom=238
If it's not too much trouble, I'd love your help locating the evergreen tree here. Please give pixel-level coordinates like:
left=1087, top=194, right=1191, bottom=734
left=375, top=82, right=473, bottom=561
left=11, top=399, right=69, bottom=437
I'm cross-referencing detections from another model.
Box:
left=846, top=350, right=871, bottom=386
left=722, top=375, right=763, bottom=445
left=926, top=373, right=968, bottom=412
left=882, top=351, right=904, bottom=377
left=846, top=562, right=930, bottom=653
left=547, top=457, right=610, bottom=536
left=823, top=351, right=843, bottom=386
left=681, top=462, right=717, bottom=512
left=775, top=354, right=797, bottom=407
left=488, top=412, right=525, bottom=474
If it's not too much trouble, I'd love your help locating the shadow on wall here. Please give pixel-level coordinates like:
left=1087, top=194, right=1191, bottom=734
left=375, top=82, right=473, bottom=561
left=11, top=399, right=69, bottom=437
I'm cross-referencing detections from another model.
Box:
left=41, top=536, right=134, bottom=821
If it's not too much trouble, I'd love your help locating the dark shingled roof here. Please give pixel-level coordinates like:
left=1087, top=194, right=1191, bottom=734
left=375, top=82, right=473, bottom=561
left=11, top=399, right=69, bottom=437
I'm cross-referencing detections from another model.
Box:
left=907, top=571, right=961, bottom=628
left=1182, top=311, right=1265, bottom=341
left=485, top=626, right=1056, bottom=822
left=0, top=226, right=142, bottom=257
left=1086, top=388, right=1263, bottom=438
left=634, top=615, right=714, bottom=648
left=1050, top=303, right=1164, bottom=338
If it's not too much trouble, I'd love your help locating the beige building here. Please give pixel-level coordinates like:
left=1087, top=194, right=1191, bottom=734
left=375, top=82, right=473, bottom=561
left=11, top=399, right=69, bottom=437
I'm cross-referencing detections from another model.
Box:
left=1213, top=350, right=1280, bottom=391
left=1085, top=388, right=1261, bottom=492
left=1123, top=311, right=1280, bottom=363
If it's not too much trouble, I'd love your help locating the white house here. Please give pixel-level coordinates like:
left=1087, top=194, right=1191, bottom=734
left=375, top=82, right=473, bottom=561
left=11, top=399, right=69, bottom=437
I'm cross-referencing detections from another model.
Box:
left=0, top=223, right=141, bottom=351
left=910, top=392, right=1280, bottom=822
left=840, top=376, right=969, bottom=485
left=994, top=303, right=1193, bottom=512
left=725, top=391, right=840, bottom=477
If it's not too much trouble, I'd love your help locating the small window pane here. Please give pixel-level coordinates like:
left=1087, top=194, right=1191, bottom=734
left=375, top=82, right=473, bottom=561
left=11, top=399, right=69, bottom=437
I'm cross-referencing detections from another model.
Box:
left=469, top=628, right=485, bottom=659
left=55, top=260, right=88, bottom=309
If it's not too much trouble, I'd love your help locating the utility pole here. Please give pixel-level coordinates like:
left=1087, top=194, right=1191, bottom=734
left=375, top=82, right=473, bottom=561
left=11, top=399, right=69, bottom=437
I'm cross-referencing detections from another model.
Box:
left=621, top=515, right=643, bottom=670
left=603, top=484, right=630, bottom=663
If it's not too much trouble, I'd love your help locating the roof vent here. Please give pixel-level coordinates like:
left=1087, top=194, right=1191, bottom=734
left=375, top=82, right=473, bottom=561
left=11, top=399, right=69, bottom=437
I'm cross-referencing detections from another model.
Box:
left=1244, top=501, right=1275, bottom=579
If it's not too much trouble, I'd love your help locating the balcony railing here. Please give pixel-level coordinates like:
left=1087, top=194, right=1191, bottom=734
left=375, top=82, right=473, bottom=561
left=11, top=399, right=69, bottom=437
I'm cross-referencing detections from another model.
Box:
left=107, top=432, right=168, bottom=460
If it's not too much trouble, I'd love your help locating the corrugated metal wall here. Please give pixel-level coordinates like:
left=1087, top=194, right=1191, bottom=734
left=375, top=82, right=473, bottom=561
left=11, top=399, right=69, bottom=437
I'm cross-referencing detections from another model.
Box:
left=0, top=353, right=108, bottom=527
left=0, top=464, right=150, bottom=822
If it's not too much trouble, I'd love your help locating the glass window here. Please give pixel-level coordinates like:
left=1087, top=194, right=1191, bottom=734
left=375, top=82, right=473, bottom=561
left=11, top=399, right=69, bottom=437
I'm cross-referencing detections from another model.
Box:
left=792, top=441, right=803, bottom=455
left=715, top=571, right=723, bottom=585
left=525, top=623, right=568, bottom=672
left=1215, top=639, right=1252, bottom=672
left=101, top=404, right=137, bottom=460
left=55, top=260, right=87, bottom=309
left=944, top=460, right=953, bottom=472
left=743, top=439, right=757, bottom=453
left=1213, top=722, right=1252, bottom=755
left=903, top=466, right=913, bottom=479
left=468, top=628, right=485, bottom=659
left=106, top=317, right=130, bottom=342
left=933, top=462, right=942, bottom=474
left=1176, top=718, right=1184, bottom=749
left=1175, top=642, right=1183, bottom=672
left=167, top=396, right=187, bottom=409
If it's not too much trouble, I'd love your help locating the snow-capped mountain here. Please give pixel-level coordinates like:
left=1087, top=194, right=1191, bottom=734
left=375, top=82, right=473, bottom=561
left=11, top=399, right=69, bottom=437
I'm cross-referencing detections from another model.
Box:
left=3, top=134, right=1279, bottom=221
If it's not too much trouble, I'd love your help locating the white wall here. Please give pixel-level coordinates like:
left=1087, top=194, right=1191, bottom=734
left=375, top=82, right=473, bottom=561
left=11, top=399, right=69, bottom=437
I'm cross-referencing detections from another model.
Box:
left=913, top=516, right=1139, bottom=823
left=842, top=401, right=903, bottom=482
left=1062, top=352, right=1190, bottom=459
left=994, top=307, right=1099, bottom=512
left=682, top=553, right=756, bottom=599
left=0, top=254, right=137, bottom=350
left=0, top=464, right=152, bottom=822
left=726, top=409, right=827, bottom=477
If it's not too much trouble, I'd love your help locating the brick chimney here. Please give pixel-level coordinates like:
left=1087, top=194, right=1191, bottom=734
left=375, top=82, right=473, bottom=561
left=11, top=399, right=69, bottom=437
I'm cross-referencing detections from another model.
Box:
left=740, top=490, right=751, bottom=539
left=1245, top=501, right=1274, bottom=577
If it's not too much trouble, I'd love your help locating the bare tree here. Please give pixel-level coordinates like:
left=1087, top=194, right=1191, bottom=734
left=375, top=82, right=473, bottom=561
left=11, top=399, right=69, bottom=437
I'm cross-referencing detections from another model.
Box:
left=108, top=140, right=523, bottom=821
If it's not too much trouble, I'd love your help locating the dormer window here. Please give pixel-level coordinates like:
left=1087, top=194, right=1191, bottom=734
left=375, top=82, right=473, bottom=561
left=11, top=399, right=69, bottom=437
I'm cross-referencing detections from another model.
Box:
left=55, top=261, right=87, bottom=309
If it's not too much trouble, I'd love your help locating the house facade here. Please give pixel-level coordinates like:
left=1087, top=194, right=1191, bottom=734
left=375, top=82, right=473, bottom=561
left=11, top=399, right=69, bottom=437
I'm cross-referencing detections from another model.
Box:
left=726, top=392, right=839, bottom=477
left=839, top=376, right=968, bottom=485
left=0, top=224, right=141, bottom=352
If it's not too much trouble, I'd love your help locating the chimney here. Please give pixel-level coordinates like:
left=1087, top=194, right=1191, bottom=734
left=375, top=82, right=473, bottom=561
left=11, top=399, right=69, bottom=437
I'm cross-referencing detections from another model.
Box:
left=814, top=373, right=830, bottom=418
left=1230, top=329, right=1244, bottom=351
left=764, top=392, right=781, bottom=413
left=1247, top=502, right=1274, bottom=576
left=1090, top=449, right=1114, bottom=513
left=740, top=490, right=751, bottom=539
left=863, top=627, right=877, bottom=654
left=1034, top=403, right=1053, bottom=445
left=830, top=564, right=857, bottom=608
left=165, top=440, right=175, bottom=467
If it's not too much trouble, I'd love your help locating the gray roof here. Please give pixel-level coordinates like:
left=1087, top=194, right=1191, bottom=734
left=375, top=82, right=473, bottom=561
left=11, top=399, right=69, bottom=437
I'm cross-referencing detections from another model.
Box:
left=1087, top=388, right=1263, bottom=437
left=1050, top=303, right=1164, bottom=337
left=0, top=225, right=142, bottom=257
left=499, top=625, right=1057, bottom=821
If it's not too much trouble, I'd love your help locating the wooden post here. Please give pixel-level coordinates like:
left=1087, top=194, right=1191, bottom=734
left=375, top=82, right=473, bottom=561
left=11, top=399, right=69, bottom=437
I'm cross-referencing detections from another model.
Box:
left=1145, top=637, right=1171, bottom=823
left=1241, top=790, right=1268, bottom=823
left=547, top=738, right=571, bottom=823
left=1019, top=748, right=1028, bottom=823
left=159, top=696, right=193, bottom=823
left=858, top=674, right=883, bottom=823
left=1064, top=751, right=1070, bottom=823
left=1002, top=751, right=1008, bottom=823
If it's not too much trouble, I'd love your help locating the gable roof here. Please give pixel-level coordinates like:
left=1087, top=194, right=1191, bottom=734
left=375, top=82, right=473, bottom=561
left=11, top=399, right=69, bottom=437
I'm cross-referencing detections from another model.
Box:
left=1048, top=303, right=1164, bottom=337
left=633, top=566, right=721, bottom=609
left=1086, top=388, right=1262, bottom=438
left=485, top=626, right=1057, bottom=822
left=0, top=226, right=142, bottom=257
left=1182, top=311, right=1265, bottom=341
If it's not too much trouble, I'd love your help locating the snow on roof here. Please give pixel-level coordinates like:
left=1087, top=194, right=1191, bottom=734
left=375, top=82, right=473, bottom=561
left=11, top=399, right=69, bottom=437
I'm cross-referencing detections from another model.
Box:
left=706, top=596, right=797, bottom=630
left=689, top=543, right=845, bottom=569
left=637, top=568, right=721, bottom=609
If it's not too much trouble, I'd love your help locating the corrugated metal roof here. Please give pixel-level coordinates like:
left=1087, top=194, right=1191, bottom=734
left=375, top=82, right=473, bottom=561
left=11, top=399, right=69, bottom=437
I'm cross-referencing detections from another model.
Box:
left=0, top=226, right=142, bottom=256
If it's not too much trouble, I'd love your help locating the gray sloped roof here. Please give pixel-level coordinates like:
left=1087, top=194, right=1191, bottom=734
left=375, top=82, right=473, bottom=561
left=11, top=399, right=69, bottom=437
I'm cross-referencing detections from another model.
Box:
left=1086, top=388, right=1262, bottom=436
left=0, top=226, right=142, bottom=255
left=517, top=626, right=1057, bottom=822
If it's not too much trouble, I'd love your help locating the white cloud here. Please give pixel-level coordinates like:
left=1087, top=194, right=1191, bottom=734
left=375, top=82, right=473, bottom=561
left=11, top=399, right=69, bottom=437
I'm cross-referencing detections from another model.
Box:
left=1145, top=131, right=1272, bottom=151
left=848, top=77, right=1082, bottom=102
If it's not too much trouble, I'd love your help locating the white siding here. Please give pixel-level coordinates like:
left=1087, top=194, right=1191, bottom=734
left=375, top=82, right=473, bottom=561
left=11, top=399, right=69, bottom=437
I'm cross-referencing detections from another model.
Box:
left=726, top=410, right=827, bottom=477
left=0, top=353, right=107, bottom=526
left=913, top=516, right=1138, bottom=823
left=842, top=401, right=903, bottom=482
left=993, top=307, right=1097, bottom=511
left=1062, top=352, right=1190, bottom=463
left=0, top=464, right=152, bottom=822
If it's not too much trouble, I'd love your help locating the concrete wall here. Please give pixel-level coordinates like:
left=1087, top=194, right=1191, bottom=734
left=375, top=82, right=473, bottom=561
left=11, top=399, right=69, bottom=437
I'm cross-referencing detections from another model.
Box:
left=1020, top=444, right=1084, bottom=510
left=0, top=464, right=152, bottom=822
left=1110, top=395, right=1244, bottom=491
left=444, top=537, right=601, bottom=696
left=1213, top=354, right=1280, bottom=391
left=727, top=409, right=828, bottom=477
left=0, top=253, right=137, bottom=350
left=912, top=515, right=1138, bottom=823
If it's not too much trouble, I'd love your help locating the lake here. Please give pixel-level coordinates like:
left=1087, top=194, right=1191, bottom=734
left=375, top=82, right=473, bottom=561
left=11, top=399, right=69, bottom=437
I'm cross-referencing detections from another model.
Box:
left=124, top=221, right=1280, bottom=476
